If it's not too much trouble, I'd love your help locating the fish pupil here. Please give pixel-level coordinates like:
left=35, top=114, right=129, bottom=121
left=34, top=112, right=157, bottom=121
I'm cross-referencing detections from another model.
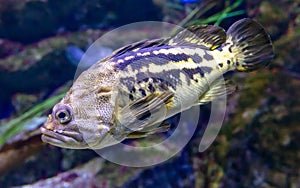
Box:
left=58, top=112, right=66, bottom=119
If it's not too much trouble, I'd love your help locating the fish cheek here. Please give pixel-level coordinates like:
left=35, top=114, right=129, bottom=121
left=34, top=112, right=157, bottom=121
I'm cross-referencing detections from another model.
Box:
left=65, top=120, right=80, bottom=132
left=89, top=123, right=117, bottom=149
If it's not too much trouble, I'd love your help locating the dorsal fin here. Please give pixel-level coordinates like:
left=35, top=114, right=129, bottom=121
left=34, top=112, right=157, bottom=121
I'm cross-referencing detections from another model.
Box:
left=100, top=38, right=167, bottom=62
left=168, top=25, right=226, bottom=50
left=100, top=24, right=226, bottom=63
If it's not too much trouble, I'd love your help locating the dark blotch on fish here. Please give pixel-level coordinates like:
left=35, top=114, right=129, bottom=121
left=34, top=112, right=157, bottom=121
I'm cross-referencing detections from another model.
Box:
left=203, top=51, right=213, bottom=61
left=182, top=66, right=213, bottom=78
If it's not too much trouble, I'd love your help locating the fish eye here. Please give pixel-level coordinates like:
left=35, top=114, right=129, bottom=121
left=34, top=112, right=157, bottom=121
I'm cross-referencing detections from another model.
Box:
left=55, top=108, right=72, bottom=124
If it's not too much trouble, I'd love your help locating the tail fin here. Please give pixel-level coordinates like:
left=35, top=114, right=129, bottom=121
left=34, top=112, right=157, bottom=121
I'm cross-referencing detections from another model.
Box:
left=226, top=18, right=274, bottom=72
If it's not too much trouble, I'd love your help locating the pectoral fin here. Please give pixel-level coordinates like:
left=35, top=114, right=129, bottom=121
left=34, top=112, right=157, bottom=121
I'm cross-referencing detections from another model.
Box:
left=116, top=91, right=174, bottom=133
left=126, top=121, right=171, bottom=139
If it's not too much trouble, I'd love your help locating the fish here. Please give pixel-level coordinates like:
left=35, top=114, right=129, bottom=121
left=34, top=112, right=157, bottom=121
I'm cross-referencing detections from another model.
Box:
left=41, top=18, right=274, bottom=149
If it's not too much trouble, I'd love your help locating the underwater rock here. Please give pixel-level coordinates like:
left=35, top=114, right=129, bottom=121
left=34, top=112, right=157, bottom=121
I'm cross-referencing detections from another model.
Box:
left=0, top=30, right=105, bottom=94
left=0, top=0, right=103, bottom=43
left=16, top=158, right=104, bottom=188
left=0, top=137, right=98, bottom=187
left=0, top=39, right=23, bottom=58
left=11, top=93, right=39, bottom=113
left=121, top=151, right=195, bottom=188
left=247, top=0, right=289, bottom=40
left=0, top=0, right=162, bottom=43
left=0, top=131, right=43, bottom=177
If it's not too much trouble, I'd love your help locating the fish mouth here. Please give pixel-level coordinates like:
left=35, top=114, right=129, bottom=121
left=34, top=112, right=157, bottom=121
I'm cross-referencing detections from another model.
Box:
left=40, top=127, right=87, bottom=149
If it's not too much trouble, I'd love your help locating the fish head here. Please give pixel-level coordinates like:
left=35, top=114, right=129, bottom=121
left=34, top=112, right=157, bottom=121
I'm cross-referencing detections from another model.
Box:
left=41, top=101, right=88, bottom=149
left=41, top=83, right=118, bottom=149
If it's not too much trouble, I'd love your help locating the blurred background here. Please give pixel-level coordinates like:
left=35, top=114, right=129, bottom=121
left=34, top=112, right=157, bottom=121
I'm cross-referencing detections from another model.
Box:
left=0, top=0, right=299, bottom=187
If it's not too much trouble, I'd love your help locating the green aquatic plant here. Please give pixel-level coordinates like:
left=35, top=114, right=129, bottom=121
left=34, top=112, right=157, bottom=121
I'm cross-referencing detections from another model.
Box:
left=187, top=0, right=245, bottom=26
left=171, top=0, right=245, bottom=35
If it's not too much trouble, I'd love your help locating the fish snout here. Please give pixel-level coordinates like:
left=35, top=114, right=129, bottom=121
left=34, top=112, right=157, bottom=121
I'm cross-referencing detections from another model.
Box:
left=43, top=114, right=55, bottom=130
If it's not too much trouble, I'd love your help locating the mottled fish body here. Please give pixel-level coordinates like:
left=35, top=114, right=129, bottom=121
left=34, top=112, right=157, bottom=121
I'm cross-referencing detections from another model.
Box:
left=41, top=19, right=274, bottom=149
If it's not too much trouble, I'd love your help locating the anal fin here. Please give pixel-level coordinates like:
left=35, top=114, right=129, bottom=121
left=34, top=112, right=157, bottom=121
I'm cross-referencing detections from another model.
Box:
left=198, top=78, right=236, bottom=105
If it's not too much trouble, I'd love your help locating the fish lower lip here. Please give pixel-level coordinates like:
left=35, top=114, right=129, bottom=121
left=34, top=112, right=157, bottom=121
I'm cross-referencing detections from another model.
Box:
left=40, top=127, right=83, bottom=143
